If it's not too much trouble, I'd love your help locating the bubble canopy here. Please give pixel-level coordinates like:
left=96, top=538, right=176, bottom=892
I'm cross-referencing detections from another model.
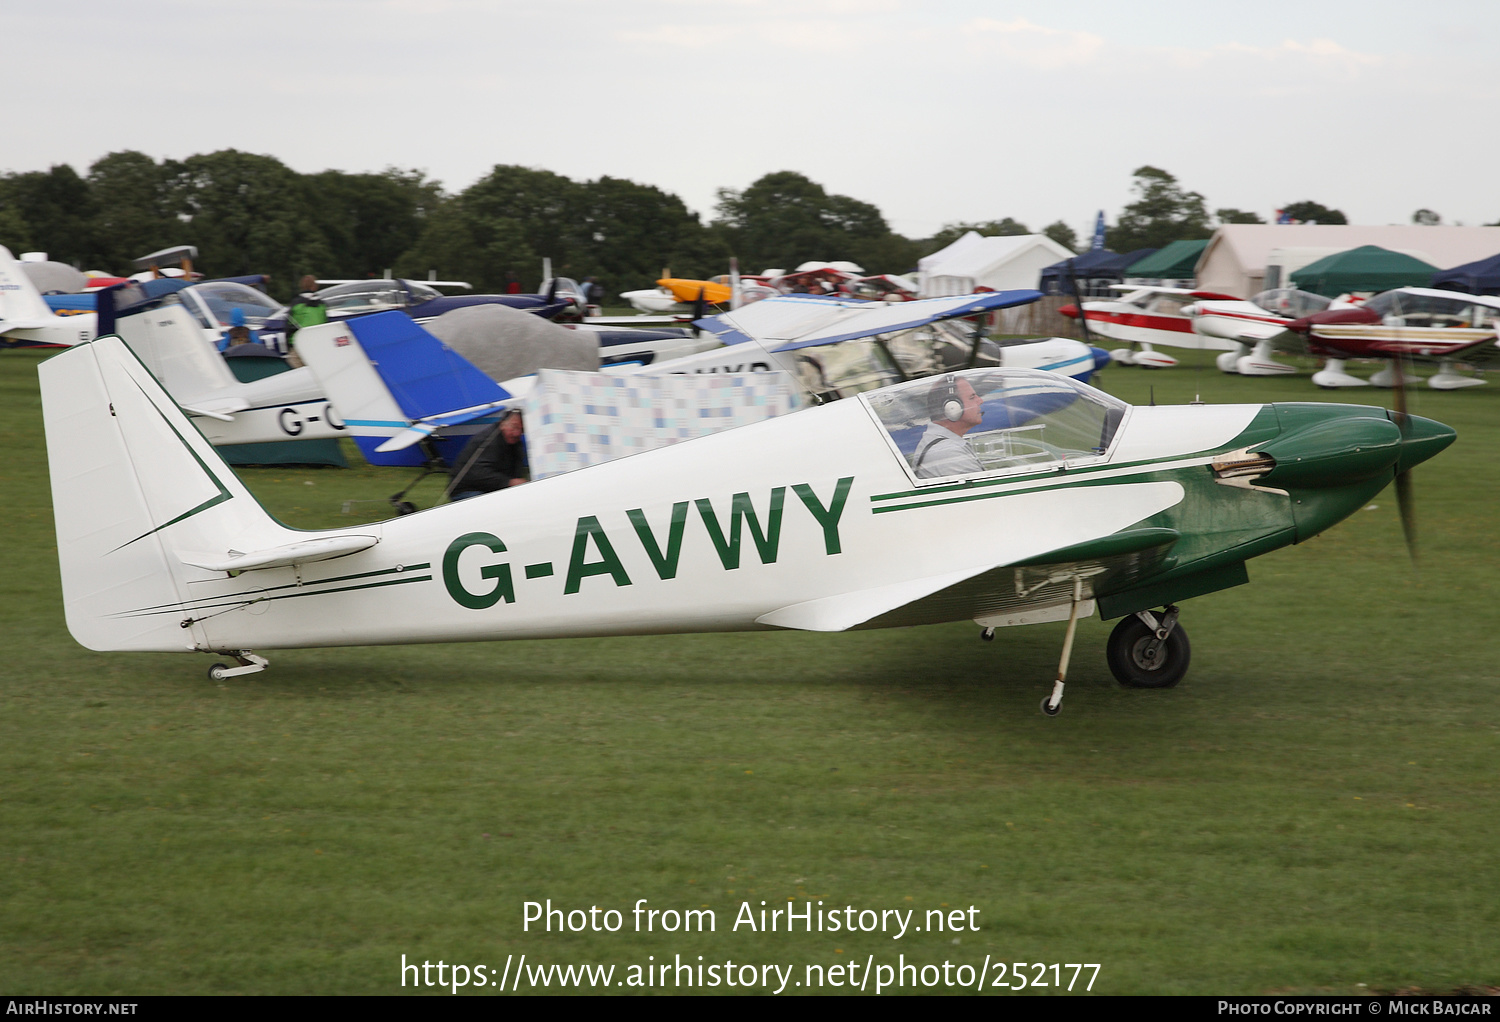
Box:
left=861, top=368, right=1128, bottom=483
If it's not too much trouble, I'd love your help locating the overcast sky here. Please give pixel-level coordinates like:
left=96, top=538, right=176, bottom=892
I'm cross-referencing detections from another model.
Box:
left=10, top=0, right=1497, bottom=243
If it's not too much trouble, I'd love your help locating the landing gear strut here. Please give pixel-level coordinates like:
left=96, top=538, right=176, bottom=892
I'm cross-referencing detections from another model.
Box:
left=1040, top=580, right=1086, bottom=716
left=1105, top=607, right=1190, bottom=688
left=207, top=652, right=269, bottom=681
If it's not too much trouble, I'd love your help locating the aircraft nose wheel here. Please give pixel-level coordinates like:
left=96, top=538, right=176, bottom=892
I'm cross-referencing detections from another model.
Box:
left=1106, top=610, right=1190, bottom=688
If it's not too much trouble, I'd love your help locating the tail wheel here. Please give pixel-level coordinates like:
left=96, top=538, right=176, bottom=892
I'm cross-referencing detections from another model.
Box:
left=1106, top=615, right=1190, bottom=688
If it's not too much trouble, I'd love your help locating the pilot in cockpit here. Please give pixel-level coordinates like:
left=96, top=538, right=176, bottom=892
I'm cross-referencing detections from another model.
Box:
left=912, top=375, right=985, bottom=478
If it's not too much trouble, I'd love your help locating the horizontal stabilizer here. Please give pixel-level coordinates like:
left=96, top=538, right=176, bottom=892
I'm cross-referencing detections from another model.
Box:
left=374, top=398, right=518, bottom=452
left=179, top=534, right=379, bottom=573
left=178, top=396, right=249, bottom=421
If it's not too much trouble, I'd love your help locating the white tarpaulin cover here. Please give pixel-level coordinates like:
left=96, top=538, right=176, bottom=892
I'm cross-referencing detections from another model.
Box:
left=522, top=369, right=801, bottom=480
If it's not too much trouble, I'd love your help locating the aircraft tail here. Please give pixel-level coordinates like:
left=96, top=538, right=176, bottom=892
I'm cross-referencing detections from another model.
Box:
left=296, top=312, right=507, bottom=466
left=1, top=245, right=96, bottom=346
left=0, top=245, right=56, bottom=322
left=40, top=337, right=298, bottom=652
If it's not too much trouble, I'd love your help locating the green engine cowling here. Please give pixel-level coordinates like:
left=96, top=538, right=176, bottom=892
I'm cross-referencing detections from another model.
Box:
left=1254, top=404, right=1454, bottom=543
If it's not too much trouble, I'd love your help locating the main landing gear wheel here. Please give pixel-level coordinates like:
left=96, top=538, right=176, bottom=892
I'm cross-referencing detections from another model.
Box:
left=208, top=663, right=230, bottom=682
left=1040, top=696, right=1062, bottom=717
left=1106, top=612, right=1190, bottom=688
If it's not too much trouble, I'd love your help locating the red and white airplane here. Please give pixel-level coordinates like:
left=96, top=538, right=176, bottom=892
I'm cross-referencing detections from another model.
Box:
left=1281, top=287, right=1500, bottom=389
left=1059, top=285, right=1241, bottom=368
left=1185, top=287, right=1500, bottom=388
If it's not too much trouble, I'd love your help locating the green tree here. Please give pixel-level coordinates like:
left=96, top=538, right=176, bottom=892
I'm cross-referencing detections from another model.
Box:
left=397, top=194, right=536, bottom=294
left=713, top=171, right=912, bottom=273
left=1109, top=166, right=1212, bottom=251
left=569, top=176, right=717, bottom=296
left=0, top=178, right=34, bottom=255
left=165, top=150, right=327, bottom=296
left=87, top=151, right=180, bottom=270
left=1279, top=200, right=1346, bottom=225
left=455, top=165, right=582, bottom=288
left=1215, top=207, right=1265, bottom=225
left=0, top=165, right=99, bottom=267
left=1041, top=220, right=1078, bottom=253
left=304, top=167, right=443, bottom=280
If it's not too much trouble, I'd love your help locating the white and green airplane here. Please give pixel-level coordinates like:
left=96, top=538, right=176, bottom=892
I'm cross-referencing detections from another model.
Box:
left=42, top=334, right=1455, bottom=714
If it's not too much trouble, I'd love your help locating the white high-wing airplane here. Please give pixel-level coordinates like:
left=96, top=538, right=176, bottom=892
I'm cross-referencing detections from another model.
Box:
left=0, top=247, right=343, bottom=447
left=672, top=291, right=1104, bottom=398
left=293, top=291, right=1106, bottom=467
left=1183, top=289, right=1351, bottom=376
left=42, top=334, right=1454, bottom=715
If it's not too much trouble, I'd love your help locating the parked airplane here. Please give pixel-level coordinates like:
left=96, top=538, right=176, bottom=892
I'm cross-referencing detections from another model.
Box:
left=105, top=287, right=344, bottom=447
left=1059, top=285, right=1242, bottom=368
left=1186, top=287, right=1500, bottom=388
left=1, top=246, right=294, bottom=354
left=42, top=335, right=1455, bottom=715
left=1282, top=288, right=1500, bottom=389
left=1182, top=288, right=1342, bottom=374
left=314, top=278, right=573, bottom=323
left=298, top=291, right=1107, bottom=469
left=675, top=291, right=1107, bottom=401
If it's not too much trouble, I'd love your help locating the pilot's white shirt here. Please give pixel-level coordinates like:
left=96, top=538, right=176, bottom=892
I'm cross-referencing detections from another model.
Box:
left=912, top=421, right=983, bottom=478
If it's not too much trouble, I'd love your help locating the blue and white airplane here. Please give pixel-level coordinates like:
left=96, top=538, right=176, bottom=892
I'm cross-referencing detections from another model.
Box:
left=294, top=290, right=1109, bottom=473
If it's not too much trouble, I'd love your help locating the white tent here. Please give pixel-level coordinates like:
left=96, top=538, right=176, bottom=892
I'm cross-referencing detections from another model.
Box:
left=918, top=233, right=1074, bottom=296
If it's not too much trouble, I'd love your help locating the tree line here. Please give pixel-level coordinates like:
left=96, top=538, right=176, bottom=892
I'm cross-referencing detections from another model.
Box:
left=0, top=151, right=1361, bottom=302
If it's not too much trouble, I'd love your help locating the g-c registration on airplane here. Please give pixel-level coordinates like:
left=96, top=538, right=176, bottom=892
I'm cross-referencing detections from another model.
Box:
left=41, top=335, right=1454, bottom=714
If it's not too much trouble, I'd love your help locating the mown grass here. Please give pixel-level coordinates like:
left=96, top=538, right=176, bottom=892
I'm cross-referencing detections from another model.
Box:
left=1, top=345, right=1497, bottom=994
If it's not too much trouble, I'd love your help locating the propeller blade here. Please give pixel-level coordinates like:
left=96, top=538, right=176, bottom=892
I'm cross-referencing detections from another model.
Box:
left=1390, top=354, right=1409, bottom=427
left=1389, top=352, right=1417, bottom=567
left=1395, top=467, right=1419, bottom=566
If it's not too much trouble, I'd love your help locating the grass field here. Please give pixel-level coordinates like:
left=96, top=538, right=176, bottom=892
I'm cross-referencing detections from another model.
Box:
left=2, top=345, right=1497, bottom=995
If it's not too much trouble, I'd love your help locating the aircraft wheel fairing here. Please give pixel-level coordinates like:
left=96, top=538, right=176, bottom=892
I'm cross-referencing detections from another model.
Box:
left=1106, top=616, right=1190, bottom=689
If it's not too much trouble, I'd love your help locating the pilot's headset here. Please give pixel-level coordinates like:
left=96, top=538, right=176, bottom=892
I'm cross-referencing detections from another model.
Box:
left=930, top=374, right=964, bottom=422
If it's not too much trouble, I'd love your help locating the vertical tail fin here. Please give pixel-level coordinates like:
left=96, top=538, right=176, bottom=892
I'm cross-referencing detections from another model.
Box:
left=0, top=245, right=96, bottom=346
left=0, top=245, right=56, bottom=322
left=40, top=338, right=293, bottom=651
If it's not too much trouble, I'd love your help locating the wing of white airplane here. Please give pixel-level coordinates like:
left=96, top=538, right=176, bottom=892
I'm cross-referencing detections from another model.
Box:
left=695, top=290, right=1041, bottom=352
left=584, top=315, right=686, bottom=325
left=757, top=527, right=1181, bottom=631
